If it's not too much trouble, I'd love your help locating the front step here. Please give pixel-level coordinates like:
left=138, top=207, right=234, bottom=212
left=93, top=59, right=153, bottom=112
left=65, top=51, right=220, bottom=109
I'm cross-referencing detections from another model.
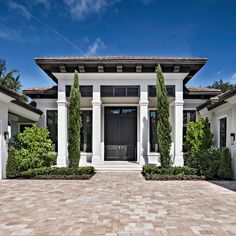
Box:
left=94, top=162, right=142, bottom=172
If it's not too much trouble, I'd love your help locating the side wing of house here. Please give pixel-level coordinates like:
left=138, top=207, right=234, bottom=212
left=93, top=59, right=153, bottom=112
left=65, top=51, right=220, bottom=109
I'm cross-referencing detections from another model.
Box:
left=198, top=88, right=236, bottom=179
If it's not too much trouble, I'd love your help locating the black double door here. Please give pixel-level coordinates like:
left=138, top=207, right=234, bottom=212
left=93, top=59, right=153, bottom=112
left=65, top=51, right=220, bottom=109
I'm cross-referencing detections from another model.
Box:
left=105, top=107, right=137, bottom=161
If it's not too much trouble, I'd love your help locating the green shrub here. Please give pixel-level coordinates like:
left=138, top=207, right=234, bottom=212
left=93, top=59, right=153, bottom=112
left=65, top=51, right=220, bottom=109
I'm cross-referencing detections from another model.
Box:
left=218, top=148, right=233, bottom=179
left=41, top=153, right=57, bottom=167
left=20, top=166, right=95, bottom=178
left=6, top=125, right=54, bottom=175
left=144, top=174, right=205, bottom=181
left=6, top=147, right=21, bottom=178
left=184, top=147, right=221, bottom=179
left=184, top=117, right=213, bottom=161
left=142, top=165, right=197, bottom=176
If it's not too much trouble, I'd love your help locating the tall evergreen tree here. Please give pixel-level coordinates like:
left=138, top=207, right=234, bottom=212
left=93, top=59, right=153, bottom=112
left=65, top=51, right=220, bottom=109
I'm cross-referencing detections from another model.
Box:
left=156, top=64, right=172, bottom=167
left=68, top=71, right=82, bottom=167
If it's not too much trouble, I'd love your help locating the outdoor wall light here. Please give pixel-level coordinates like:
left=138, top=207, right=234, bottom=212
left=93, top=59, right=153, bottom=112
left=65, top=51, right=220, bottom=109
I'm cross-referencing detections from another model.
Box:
left=230, top=133, right=235, bottom=145
left=4, top=131, right=9, bottom=144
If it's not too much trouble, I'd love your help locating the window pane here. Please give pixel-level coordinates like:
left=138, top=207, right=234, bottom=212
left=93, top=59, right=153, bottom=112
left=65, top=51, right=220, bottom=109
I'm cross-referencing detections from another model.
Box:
left=220, top=118, right=227, bottom=147
left=101, top=86, right=114, bottom=96
left=80, top=111, right=92, bottom=152
left=150, top=111, right=158, bottom=152
left=114, top=87, right=126, bottom=96
left=47, top=110, right=58, bottom=152
left=127, top=87, right=139, bottom=96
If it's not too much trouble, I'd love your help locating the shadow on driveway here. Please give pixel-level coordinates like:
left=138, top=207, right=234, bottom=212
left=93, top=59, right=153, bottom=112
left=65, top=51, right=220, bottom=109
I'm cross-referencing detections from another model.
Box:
left=208, top=180, right=236, bottom=192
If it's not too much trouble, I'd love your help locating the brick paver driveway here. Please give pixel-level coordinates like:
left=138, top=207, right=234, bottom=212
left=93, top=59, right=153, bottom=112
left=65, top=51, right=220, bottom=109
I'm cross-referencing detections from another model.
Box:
left=0, top=172, right=236, bottom=236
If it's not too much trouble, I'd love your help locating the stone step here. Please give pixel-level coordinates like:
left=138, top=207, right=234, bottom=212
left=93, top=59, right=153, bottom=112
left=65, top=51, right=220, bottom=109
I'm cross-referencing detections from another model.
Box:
left=94, top=165, right=142, bottom=172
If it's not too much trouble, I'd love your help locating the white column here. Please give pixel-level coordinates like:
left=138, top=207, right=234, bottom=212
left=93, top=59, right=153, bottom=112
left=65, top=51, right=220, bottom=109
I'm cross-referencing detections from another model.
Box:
left=57, top=83, right=68, bottom=166
left=174, top=100, right=184, bottom=166
left=139, top=84, right=149, bottom=165
left=0, top=102, right=9, bottom=179
left=92, top=85, right=102, bottom=164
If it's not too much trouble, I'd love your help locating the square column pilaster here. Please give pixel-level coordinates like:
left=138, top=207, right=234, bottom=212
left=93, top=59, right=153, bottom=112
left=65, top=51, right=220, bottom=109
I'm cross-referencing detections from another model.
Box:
left=92, top=85, right=102, bottom=164
left=139, top=84, right=149, bottom=165
left=174, top=100, right=184, bottom=166
left=57, top=83, right=68, bottom=166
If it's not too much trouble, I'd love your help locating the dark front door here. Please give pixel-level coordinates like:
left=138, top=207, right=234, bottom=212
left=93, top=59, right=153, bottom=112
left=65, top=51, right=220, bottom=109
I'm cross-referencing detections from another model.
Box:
left=105, top=107, right=137, bottom=161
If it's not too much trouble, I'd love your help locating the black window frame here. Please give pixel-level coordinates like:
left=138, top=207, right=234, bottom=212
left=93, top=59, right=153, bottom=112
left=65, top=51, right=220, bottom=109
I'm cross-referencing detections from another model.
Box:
left=220, top=117, right=227, bottom=148
left=183, top=110, right=197, bottom=151
left=101, top=86, right=140, bottom=97
left=149, top=110, right=158, bottom=152
left=66, top=86, right=93, bottom=97
left=148, top=85, right=175, bottom=97
left=46, top=110, right=58, bottom=152
left=80, top=110, right=93, bottom=153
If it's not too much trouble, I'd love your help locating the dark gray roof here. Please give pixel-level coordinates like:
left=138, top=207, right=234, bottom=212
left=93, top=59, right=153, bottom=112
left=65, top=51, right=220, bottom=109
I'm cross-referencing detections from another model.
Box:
left=0, top=84, right=42, bottom=115
left=35, top=56, right=207, bottom=84
left=197, top=88, right=236, bottom=111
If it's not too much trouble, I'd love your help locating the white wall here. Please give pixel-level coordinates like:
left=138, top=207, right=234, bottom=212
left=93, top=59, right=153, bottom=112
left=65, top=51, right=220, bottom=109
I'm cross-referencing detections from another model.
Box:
left=0, top=102, right=9, bottom=179
left=199, top=98, right=236, bottom=179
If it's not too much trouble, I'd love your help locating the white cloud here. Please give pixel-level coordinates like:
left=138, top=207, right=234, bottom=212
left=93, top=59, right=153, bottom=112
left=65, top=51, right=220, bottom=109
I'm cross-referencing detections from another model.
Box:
left=64, top=0, right=120, bottom=19
left=86, top=38, right=106, bottom=55
left=231, top=73, right=236, bottom=81
left=33, top=0, right=51, bottom=9
left=0, top=26, right=20, bottom=40
left=9, top=1, right=31, bottom=19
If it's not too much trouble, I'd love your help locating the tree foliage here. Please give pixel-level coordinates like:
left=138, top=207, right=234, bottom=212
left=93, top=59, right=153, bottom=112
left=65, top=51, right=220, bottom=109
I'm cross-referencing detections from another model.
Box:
left=0, top=59, right=22, bottom=91
left=208, top=79, right=236, bottom=93
left=156, top=64, right=172, bottom=167
left=184, top=117, right=213, bottom=158
left=218, top=148, right=233, bottom=179
left=6, top=125, right=56, bottom=178
left=68, top=71, right=82, bottom=167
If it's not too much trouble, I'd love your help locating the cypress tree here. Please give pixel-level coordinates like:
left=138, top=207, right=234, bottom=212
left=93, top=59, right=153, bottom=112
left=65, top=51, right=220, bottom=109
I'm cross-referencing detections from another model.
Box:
left=156, top=64, right=172, bottom=167
left=68, top=71, right=82, bottom=167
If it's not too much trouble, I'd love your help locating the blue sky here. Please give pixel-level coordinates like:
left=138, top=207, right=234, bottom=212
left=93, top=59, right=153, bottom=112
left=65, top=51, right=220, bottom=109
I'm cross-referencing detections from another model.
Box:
left=1, top=0, right=236, bottom=89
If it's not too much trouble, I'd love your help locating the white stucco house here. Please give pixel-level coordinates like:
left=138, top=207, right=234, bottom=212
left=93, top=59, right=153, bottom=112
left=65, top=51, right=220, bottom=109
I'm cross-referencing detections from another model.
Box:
left=198, top=88, right=236, bottom=179
left=0, top=84, right=42, bottom=179
left=2, top=55, right=235, bottom=179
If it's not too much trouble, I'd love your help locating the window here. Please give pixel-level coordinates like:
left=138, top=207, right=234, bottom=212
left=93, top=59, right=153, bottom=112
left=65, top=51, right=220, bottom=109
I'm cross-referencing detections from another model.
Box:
left=46, top=110, right=93, bottom=153
left=148, top=85, right=175, bottom=97
left=149, top=110, right=158, bottom=152
left=220, top=117, right=227, bottom=147
left=101, top=86, right=140, bottom=97
left=66, top=86, right=93, bottom=97
left=81, top=111, right=92, bottom=152
left=47, top=110, right=58, bottom=152
left=183, top=110, right=196, bottom=149
left=20, top=124, right=33, bottom=133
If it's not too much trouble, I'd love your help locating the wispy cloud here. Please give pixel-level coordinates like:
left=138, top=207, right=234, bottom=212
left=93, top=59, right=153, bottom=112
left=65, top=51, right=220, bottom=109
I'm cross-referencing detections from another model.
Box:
left=86, top=38, right=106, bottom=55
left=7, top=1, right=84, bottom=53
left=231, top=73, right=236, bottom=82
left=32, top=0, right=51, bottom=10
left=9, top=1, right=31, bottom=19
left=64, top=0, right=120, bottom=19
left=0, top=26, right=20, bottom=40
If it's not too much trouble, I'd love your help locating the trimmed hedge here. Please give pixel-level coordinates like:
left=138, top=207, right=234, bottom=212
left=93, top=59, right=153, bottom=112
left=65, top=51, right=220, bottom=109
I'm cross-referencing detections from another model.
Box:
left=144, top=174, right=205, bottom=181
left=142, top=165, right=204, bottom=180
left=11, top=166, right=95, bottom=180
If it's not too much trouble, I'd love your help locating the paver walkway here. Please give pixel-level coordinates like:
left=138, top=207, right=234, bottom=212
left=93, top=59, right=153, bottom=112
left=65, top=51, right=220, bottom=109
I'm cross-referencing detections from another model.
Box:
left=0, top=172, right=236, bottom=235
